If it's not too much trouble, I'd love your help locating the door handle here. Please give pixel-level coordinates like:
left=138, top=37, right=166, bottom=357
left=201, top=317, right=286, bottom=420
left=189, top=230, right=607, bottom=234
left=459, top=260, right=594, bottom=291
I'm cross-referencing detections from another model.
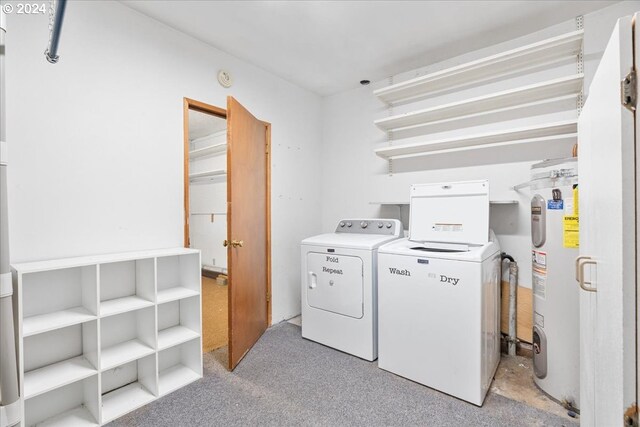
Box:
left=223, top=240, right=243, bottom=248
left=576, top=257, right=597, bottom=292
left=575, top=256, right=591, bottom=281
left=223, top=240, right=229, bottom=247
left=576, top=255, right=591, bottom=282
left=308, top=272, right=317, bottom=289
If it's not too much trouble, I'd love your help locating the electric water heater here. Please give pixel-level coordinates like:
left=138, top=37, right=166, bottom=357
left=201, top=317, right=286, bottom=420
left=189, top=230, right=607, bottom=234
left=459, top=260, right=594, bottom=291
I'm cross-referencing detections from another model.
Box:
left=530, top=157, right=580, bottom=409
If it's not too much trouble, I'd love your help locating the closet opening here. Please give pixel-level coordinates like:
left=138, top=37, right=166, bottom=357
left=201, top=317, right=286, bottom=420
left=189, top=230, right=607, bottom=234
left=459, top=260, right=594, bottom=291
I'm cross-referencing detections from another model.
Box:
left=183, top=97, right=272, bottom=371
left=183, top=99, right=229, bottom=361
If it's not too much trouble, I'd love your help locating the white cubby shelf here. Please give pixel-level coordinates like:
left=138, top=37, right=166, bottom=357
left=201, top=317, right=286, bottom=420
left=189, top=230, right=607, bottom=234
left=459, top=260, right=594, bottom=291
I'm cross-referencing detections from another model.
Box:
left=12, top=248, right=203, bottom=426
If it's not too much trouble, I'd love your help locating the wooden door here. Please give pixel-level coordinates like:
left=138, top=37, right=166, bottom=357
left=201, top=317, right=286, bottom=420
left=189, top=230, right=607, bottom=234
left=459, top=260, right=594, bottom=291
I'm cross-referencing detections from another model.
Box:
left=226, top=96, right=271, bottom=370
left=577, top=15, right=636, bottom=425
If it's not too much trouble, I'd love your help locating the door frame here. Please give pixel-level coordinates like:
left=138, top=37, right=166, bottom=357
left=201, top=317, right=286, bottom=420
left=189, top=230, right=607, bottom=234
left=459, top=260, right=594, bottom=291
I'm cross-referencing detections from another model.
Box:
left=265, top=122, right=272, bottom=325
left=182, top=96, right=273, bottom=337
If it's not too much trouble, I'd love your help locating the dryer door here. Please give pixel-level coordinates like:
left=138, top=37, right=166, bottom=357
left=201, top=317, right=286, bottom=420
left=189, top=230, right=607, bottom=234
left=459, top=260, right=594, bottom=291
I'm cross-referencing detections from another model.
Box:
left=306, top=252, right=364, bottom=319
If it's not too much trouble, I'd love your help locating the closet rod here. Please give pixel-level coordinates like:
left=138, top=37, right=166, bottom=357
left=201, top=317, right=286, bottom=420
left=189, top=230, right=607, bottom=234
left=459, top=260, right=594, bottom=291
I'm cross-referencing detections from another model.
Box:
left=45, top=0, right=68, bottom=64
left=191, top=212, right=226, bottom=216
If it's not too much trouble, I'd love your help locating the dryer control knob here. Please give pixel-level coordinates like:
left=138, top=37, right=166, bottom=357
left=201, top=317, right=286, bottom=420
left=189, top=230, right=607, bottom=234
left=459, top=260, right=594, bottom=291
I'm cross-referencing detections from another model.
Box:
left=339, top=222, right=345, bottom=227
left=377, top=222, right=384, bottom=228
left=386, top=223, right=392, bottom=229
left=346, top=222, right=352, bottom=227
left=360, top=221, right=368, bottom=228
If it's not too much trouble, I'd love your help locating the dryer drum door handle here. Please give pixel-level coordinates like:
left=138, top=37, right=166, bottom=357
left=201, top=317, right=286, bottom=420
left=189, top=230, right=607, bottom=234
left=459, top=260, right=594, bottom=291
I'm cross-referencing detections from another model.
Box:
left=308, top=272, right=317, bottom=289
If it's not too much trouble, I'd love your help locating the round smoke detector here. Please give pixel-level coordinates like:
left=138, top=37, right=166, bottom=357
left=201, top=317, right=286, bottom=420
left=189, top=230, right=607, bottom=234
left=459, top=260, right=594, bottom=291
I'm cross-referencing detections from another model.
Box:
left=217, top=70, right=233, bottom=88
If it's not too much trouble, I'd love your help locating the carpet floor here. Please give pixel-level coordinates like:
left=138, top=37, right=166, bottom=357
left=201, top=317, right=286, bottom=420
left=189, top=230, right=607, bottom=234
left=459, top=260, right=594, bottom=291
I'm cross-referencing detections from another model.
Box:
left=109, top=323, right=577, bottom=427
left=202, top=276, right=228, bottom=352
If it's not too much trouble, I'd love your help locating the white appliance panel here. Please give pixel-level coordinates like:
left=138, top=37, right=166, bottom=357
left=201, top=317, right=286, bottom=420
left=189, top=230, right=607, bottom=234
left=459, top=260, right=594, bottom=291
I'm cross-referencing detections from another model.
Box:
left=300, top=219, right=403, bottom=361
left=409, top=181, right=490, bottom=245
left=377, top=240, right=500, bottom=406
left=306, top=252, right=363, bottom=319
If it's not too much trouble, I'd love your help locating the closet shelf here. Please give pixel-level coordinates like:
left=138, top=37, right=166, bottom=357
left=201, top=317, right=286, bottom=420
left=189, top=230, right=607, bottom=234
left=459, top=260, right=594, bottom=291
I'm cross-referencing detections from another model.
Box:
left=101, top=382, right=155, bottom=424
left=375, top=29, right=584, bottom=104
left=370, top=200, right=519, bottom=206
left=369, top=202, right=410, bottom=206
left=189, top=142, right=226, bottom=159
left=374, top=74, right=583, bottom=133
left=24, top=356, right=97, bottom=399
left=100, top=339, right=155, bottom=371
left=158, top=326, right=200, bottom=351
left=23, top=307, right=96, bottom=337
left=375, top=120, right=577, bottom=160
left=36, top=406, right=98, bottom=427
left=189, top=169, right=227, bottom=181
left=100, top=296, right=154, bottom=318
left=190, top=129, right=226, bottom=144
left=157, top=286, right=199, bottom=304
left=158, top=364, right=201, bottom=397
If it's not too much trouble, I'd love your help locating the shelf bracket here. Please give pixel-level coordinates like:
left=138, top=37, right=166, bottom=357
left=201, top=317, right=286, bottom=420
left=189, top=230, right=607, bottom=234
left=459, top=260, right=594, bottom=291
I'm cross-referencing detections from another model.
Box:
left=511, top=181, right=532, bottom=192
left=387, top=76, right=394, bottom=176
left=576, top=15, right=584, bottom=116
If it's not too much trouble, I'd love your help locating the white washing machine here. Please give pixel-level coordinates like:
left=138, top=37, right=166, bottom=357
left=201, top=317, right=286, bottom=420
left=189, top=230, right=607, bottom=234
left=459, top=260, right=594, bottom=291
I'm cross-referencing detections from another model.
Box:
left=301, top=219, right=403, bottom=361
left=377, top=181, right=501, bottom=406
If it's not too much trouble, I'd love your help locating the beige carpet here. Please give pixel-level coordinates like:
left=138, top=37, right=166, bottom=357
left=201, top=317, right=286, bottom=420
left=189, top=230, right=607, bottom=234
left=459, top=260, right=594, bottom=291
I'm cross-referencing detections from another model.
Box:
left=202, top=276, right=228, bottom=352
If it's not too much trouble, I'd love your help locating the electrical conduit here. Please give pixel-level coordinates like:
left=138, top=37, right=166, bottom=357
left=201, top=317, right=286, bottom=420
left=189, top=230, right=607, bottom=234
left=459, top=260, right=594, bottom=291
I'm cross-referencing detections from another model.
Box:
left=501, top=253, right=518, bottom=356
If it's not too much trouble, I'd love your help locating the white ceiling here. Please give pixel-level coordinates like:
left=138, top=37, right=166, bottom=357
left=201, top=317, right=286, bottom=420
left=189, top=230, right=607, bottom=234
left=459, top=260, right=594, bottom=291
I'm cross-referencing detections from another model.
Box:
left=122, top=0, right=616, bottom=96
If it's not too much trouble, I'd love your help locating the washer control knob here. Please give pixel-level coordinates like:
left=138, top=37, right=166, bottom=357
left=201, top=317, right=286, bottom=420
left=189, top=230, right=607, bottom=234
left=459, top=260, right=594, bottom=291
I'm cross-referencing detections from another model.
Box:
left=346, top=222, right=352, bottom=227
left=377, top=222, right=384, bottom=228
left=339, top=222, right=345, bottom=228
left=386, top=222, right=392, bottom=229
left=360, top=221, right=368, bottom=228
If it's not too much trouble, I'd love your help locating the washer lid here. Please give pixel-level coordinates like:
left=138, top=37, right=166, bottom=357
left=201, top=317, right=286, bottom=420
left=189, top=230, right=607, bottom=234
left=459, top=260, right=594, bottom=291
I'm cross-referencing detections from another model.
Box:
left=409, top=180, right=490, bottom=245
left=379, top=237, right=499, bottom=262
left=301, top=233, right=401, bottom=250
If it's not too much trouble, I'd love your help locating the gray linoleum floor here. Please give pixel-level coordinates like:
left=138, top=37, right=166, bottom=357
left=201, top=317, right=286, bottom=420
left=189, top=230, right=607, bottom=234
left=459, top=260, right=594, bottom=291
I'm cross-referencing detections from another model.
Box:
left=109, top=322, right=577, bottom=427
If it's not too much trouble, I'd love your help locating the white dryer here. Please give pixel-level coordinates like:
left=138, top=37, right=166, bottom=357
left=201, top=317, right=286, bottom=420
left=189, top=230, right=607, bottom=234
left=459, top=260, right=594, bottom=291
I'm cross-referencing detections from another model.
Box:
left=301, top=219, right=403, bottom=361
left=377, top=181, right=501, bottom=406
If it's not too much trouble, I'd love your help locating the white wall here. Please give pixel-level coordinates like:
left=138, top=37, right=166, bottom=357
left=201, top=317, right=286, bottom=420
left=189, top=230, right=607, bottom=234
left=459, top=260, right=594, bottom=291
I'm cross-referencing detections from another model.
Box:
left=320, top=1, right=640, bottom=289
left=5, top=1, right=323, bottom=323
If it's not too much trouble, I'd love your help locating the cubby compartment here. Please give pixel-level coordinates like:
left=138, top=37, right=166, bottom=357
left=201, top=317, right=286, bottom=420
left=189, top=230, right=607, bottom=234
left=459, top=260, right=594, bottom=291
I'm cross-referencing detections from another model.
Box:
left=156, top=254, right=200, bottom=304
left=25, top=375, right=99, bottom=427
left=99, top=259, right=155, bottom=317
left=157, top=296, right=201, bottom=351
left=21, top=266, right=97, bottom=337
left=100, top=307, right=155, bottom=370
left=14, top=248, right=201, bottom=425
left=100, top=354, right=157, bottom=424
left=23, top=321, right=98, bottom=400
left=158, top=339, right=202, bottom=397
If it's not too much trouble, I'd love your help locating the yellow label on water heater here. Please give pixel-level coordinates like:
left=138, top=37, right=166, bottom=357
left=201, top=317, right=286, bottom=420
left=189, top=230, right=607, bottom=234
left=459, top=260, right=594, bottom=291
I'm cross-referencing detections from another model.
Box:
left=563, top=215, right=579, bottom=248
left=573, top=186, right=579, bottom=215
